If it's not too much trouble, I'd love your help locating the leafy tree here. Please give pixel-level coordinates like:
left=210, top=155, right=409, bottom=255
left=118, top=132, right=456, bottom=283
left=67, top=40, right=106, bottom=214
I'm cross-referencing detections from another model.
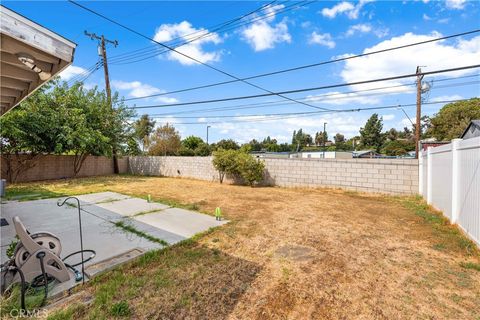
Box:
left=212, top=149, right=238, bottom=183
left=385, top=128, right=399, bottom=141
left=315, top=131, right=328, bottom=146
left=334, top=133, right=345, bottom=144
left=236, top=152, right=265, bottom=187
left=0, top=81, right=134, bottom=181
left=194, top=143, right=211, bottom=156
left=182, top=136, right=204, bottom=150
left=381, top=140, right=415, bottom=156
left=213, top=139, right=239, bottom=150
left=133, top=114, right=156, bottom=153
left=359, top=114, right=385, bottom=151
left=247, top=139, right=262, bottom=151
left=426, top=98, right=480, bottom=140
left=212, top=149, right=265, bottom=186
left=292, top=129, right=312, bottom=150
left=148, top=124, right=181, bottom=156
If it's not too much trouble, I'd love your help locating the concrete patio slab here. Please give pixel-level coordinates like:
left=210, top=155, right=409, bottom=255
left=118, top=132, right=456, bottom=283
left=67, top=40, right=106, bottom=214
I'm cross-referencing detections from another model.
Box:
left=75, top=192, right=131, bottom=205
left=94, top=197, right=170, bottom=217
left=0, top=198, right=162, bottom=264
left=0, top=191, right=228, bottom=299
left=135, top=207, right=227, bottom=238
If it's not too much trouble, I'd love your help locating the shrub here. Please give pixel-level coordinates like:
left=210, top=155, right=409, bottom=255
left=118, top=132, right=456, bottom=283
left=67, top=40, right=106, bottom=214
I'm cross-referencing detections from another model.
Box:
left=237, top=153, right=265, bottom=187
left=212, top=149, right=265, bottom=186
left=212, top=149, right=238, bottom=183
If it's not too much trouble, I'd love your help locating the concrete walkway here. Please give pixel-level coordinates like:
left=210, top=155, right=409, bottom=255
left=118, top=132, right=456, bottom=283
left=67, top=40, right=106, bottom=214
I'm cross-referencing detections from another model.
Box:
left=1, top=192, right=227, bottom=274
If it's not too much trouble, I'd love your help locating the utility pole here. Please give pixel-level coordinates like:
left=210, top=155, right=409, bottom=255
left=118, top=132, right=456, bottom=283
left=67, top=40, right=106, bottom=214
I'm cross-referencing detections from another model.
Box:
left=323, top=122, right=327, bottom=159
left=415, top=66, right=424, bottom=159
left=206, top=125, right=211, bottom=145
left=85, top=31, right=120, bottom=172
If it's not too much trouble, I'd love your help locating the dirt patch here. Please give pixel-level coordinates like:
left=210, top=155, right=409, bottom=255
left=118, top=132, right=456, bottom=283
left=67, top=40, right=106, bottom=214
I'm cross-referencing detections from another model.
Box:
left=275, top=244, right=316, bottom=261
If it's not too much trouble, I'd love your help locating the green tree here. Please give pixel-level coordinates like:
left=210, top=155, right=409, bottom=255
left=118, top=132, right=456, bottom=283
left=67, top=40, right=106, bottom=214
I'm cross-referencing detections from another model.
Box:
left=182, top=136, right=204, bottom=150
left=236, top=152, right=265, bottom=187
left=426, top=98, right=480, bottom=140
left=212, top=149, right=238, bottom=183
left=0, top=81, right=134, bottom=181
left=381, top=140, right=415, bottom=156
left=292, top=129, right=313, bottom=150
left=334, top=133, right=345, bottom=144
left=212, top=149, right=265, bottom=186
left=148, top=124, right=181, bottom=156
left=194, top=143, right=211, bottom=156
left=133, top=114, right=156, bottom=153
left=213, top=139, right=239, bottom=150
left=247, top=139, right=262, bottom=151
left=315, top=131, right=328, bottom=146
left=359, top=114, right=385, bottom=151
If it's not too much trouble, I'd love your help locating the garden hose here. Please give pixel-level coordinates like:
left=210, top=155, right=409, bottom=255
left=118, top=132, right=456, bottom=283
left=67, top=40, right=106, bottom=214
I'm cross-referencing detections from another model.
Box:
left=35, top=251, right=48, bottom=307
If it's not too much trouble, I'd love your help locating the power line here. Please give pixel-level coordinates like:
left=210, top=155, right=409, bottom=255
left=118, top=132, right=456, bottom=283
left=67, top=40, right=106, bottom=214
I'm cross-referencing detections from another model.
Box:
left=127, top=65, right=480, bottom=109
left=66, top=60, right=103, bottom=86
left=150, top=99, right=470, bottom=125
left=107, top=0, right=281, bottom=61
left=117, top=28, right=480, bottom=101
left=68, top=0, right=331, bottom=111
left=139, top=74, right=479, bottom=116
left=107, top=1, right=313, bottom=65
left=144, top=80, right=479, bottom=118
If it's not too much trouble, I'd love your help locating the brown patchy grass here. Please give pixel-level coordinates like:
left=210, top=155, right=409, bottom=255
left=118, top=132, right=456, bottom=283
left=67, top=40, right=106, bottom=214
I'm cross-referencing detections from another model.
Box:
left=6, top=175, right=480, bottom=319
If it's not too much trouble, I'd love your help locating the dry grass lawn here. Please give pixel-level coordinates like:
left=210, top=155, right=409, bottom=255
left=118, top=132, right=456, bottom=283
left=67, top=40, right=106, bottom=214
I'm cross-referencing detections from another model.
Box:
left=5, top=175, right=480, bottom=319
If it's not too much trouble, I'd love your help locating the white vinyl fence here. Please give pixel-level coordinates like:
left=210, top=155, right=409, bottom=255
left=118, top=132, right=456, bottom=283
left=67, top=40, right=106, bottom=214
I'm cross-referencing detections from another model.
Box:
left=419, top=137, right=480, bottom=246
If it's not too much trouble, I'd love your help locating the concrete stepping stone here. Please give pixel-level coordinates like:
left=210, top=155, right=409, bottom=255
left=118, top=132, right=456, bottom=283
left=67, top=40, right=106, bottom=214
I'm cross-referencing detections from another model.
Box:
left=134, top=207, right=227, bottom=238
left=94, top=198, right=169, bottom=217
left=75, top=192, right=131, bottom=205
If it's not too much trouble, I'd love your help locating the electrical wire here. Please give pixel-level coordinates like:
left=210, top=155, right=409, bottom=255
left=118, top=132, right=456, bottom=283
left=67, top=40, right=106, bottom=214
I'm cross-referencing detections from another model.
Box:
left=106, top=0, right=281, bottom=61
left=68, top=0, right=332, bottom=112
left=108, top=1, right=313, bottom=65
left=150, top=99, right=472, bottom=125
left=140, top=75, right=479, bottom=116
left=118, top=29, right=480, bottom=101
left=127, top=65, right=480, bottom=109
left=147, top=81, right=479, bottom=119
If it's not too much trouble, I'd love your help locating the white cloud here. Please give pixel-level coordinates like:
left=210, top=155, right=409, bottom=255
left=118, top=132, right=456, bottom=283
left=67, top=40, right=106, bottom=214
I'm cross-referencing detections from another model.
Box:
left=241, top=4, right=291, bottom=51
left=321, top=0, right=374, bottom=19
left=446, top=0, right=466, bottom=9
left=59, top=65, right=88, bottom=81
left=153, top=21, right=222, bottom=65
left=111, top=80, right=178, bottom=103
left=422, top=13, right=432, bottom=21
left=382, top=114, right=395, bottom=121
left=430, top=94, right=463, bottom=102
left=309, top=32, right=336, bottom=49
left=321, top=2, right=355, bottom=18
left=340, top=32, right=480, bottom=92
left=304, top=82, right=413, bottom=106
left=346, top=24, right=372, bottom=36
left=208, top=113, right=369, bottom=143
left=346, top=24, right=389, bottom=38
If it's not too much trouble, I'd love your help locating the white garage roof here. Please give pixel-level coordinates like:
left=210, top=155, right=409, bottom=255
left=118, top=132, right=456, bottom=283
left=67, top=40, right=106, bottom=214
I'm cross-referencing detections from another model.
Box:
left=0, top=5, right=76, bottom=115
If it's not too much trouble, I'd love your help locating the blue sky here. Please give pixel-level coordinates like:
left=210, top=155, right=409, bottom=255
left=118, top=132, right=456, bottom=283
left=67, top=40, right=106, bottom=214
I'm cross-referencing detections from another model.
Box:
left=5, top=0, right=480, bottom=143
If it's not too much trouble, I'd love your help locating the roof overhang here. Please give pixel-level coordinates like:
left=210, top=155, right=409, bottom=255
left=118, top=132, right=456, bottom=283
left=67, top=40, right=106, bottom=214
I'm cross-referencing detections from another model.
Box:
left=0, top=5, right=77, bottom=115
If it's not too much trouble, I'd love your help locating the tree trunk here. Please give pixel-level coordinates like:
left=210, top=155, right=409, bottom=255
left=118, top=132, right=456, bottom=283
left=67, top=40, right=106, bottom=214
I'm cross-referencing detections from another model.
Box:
left=2, top=153, right=41, bottom=183
left=73, top=153, right=88, bottom=176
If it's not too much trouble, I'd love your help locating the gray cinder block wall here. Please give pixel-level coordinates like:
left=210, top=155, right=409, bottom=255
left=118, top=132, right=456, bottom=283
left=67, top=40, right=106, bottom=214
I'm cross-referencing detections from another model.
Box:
left=129, top=156, right=419, bottom=195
